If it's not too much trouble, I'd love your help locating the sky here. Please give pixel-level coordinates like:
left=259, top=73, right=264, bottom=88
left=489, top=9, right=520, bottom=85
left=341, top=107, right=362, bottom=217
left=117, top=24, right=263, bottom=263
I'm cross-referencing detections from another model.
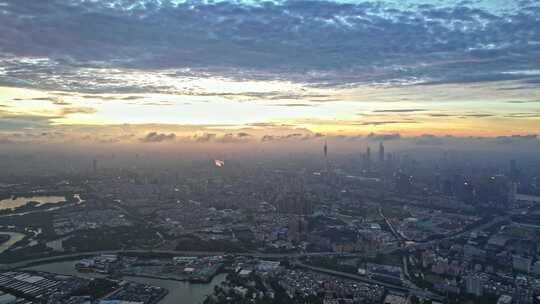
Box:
left=0, top=0, right=539, bottom=146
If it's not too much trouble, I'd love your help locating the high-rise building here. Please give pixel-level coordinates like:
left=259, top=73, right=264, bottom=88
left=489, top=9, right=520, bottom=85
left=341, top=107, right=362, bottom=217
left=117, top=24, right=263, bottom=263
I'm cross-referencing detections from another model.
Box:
left=365, top=146, right=371, bottom=171
left=532, top=261, right=540, bottom=275
left=465, top=275, right=483, bottom=297
left=508, top=182, right=518, bottom=204
left=509, top=159, right=520, bottom=182
left=92, top=159, right=98, bottom=173
left=395, top=172, right=413, bottom=194
left=477, top=175, right=511, bottom=208
left=496, top=295, right=512, bottom=304
left=458, top=180, right=475, bottom=204
left=275, top=173, right=309, bottom=215
left=288, top=216, right=308, bottom=242
left=379, top=142, right=385, bottom=163
left=324, top=140, right=329, bottom=172
left=513, top=255, right=532, bottom=273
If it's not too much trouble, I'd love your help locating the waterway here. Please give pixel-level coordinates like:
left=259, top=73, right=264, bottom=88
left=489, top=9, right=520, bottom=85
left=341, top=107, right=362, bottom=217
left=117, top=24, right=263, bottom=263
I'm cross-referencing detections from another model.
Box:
left=0, top=232, right=26, bottom=254
left=0, top=196, right=66, bottom=210
left=24, top=260, right=226, bottom=304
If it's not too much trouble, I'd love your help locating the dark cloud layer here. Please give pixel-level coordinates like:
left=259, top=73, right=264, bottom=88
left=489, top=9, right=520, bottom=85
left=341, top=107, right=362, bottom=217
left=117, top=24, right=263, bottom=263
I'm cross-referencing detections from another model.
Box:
left=140, top=131, right=176, bottom=143
left=366, top=132, right=401, bottom=141
left=0, top=0, right=539, bottom=92
left=495, top=134, right=538, bottom=144
left=373, top=109, right=426, bottom=113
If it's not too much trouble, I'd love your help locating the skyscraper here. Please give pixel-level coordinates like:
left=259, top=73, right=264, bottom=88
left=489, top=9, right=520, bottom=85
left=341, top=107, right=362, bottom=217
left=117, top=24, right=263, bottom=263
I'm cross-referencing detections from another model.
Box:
left=379, top=142, right=385, bottom=163
left=365, top=146, right=371, bottom=172
left=324, top=140, right=329, bottom=172
left=509, top=159, right=520, bottom=182
left=465, top=275, right=483, bottom=297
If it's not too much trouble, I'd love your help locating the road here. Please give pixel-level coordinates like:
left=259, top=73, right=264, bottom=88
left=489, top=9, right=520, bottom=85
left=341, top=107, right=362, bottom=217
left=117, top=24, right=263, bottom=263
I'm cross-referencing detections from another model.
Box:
left=379, top=208, right=416, bottom=290
left=379, top=208, right=404, bottom=244
left=0, top=249, right=363, bottom=270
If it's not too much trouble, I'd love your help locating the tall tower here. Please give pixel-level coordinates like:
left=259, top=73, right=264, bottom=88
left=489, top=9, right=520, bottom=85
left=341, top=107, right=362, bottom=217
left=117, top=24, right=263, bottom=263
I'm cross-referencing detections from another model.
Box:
left=379, top=142, right=385, bottom=163
left=324, top=140, right=329, bottom=172
left=366, top=146, right=371, bottom=172
left=509, top=159, right=519, bottom=182
left=92, top=159, right=98, bottom=173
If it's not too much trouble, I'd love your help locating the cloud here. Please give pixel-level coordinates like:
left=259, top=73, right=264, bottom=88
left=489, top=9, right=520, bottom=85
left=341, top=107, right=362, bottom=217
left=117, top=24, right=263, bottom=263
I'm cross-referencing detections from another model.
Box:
left=495, top=134, right=538, bottom=144
left=14, top=96, right=71, bottom=105
left=425, top=112, right=494, bottom=118
left=0, top=109, right=58, bottom=130
left=260, top=131, right=322, bottom=142
left=0, top=116, right=52, bottom=130
left=0, top=0, right=538, bottom=93
left=366, top=132, right=401, bottom=141
left=120, top=96, right=145, bottom=100
left=261, top=134, right=302, bottom=142
left=268, top=103, right=317, bottom=107
left=373, top=109, right=426, bottom=113
left=136, top=101, right=174, bottom=106
left=427, top=113, right=452, bottom=117
left=506, top=100, right=540, bottom=104
left=356, top=120, right=418, bottom=126
left=217, top=132, right=254, bottom=143
left=261, top=135, right=276, bottom=142
left=194, top=133, right=217, bottom=142
left=503, top=113, right=540, bottom=118
left=0, top=0, right=538, bottom=142
left=414, top=134, right=447, bottom=145
left=140, top=132, right=176, bottom=143
left=246, top=122, right=294, bottom=128
left=236, top=132, right=251, bottom=138
left=460, top=113, right=494, bottom=118
left=59, top=107, right=97, bottom=115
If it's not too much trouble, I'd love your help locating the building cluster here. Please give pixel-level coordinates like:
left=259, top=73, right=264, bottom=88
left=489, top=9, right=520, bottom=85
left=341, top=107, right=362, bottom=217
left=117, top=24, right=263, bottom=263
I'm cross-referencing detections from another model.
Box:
left=53, top=207, right=132, bottom=236
left=410, top=220, right=540, bottom=303
left=0, top=271, right=166, bottom=304
left=76, top=254, right=224, bottom=283
left=100, top=281, right=167, bottom=304
left=276, top=268, right=385, bottom=304
left=205, top=257, right=385, bottom=304
left=388, top=205, right=480, bottom=242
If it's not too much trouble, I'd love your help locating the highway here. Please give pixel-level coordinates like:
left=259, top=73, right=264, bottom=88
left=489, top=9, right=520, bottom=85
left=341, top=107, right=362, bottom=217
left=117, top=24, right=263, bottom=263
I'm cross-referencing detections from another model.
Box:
left=0, top=249, right=361, bottom=270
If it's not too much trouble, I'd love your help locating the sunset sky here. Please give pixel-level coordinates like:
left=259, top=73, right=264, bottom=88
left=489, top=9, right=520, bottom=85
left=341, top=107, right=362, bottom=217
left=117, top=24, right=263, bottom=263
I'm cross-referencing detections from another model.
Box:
left=1, top=0, right=539, bottom=144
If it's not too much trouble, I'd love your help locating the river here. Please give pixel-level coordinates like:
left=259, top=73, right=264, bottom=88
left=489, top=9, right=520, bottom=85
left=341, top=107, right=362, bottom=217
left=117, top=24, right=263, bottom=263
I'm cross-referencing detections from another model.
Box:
left=24, top=260, right=226, bottom=304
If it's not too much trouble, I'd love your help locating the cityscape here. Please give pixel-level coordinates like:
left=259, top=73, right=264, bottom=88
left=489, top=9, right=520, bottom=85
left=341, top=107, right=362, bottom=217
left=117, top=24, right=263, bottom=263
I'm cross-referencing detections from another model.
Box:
left=1, top=0, right=540, bottom=304
left=0, top=141, right=539, bottom=304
